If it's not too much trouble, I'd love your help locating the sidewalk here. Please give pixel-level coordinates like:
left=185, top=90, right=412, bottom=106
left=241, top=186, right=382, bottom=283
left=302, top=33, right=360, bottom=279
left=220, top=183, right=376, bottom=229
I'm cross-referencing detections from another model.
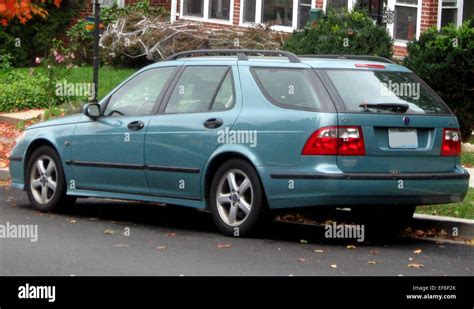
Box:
left=0, top=109, right=45, bottom=181
left=467, top=167, right=474, bottom=188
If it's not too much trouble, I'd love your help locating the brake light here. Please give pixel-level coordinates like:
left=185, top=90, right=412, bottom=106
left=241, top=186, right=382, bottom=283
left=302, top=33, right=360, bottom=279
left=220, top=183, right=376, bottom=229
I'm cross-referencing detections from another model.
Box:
left=441, top=128, right=461, bottom=156
left=355, top=63, right=386, bottom=69
left=302, top=126, right=366, bottom=156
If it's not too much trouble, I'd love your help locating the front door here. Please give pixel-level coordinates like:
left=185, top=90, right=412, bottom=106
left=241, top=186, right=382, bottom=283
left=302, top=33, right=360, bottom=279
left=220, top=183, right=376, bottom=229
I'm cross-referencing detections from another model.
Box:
left=71, top=66, right=177, bottom=194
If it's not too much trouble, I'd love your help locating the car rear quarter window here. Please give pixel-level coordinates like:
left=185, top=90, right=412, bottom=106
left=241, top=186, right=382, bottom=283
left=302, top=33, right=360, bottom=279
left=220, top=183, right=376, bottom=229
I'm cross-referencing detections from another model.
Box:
left=325, top=70, right=451, bottom=115
left=251, top=67, right=324, bottom=111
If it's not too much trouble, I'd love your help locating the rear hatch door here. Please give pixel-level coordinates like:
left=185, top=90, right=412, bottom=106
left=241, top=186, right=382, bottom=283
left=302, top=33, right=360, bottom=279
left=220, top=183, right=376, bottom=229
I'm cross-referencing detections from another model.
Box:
left=321, top=67, right=459, bottom=173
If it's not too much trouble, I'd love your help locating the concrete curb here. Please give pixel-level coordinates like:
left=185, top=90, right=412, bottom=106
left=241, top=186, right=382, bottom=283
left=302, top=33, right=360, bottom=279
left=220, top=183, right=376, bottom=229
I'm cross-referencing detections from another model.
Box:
left=413, top=213, right=474, bottom=225
left=410, top=213, right=474, bottom=241
left=0, top=109, right=44, bottom=125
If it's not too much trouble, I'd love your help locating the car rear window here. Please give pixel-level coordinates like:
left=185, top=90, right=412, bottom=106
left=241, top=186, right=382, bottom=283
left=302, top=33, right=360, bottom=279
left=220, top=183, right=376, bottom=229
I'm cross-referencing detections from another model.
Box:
left=251, top=67, right=323, bottom=111
left=325, top=70, right=451, bottom=114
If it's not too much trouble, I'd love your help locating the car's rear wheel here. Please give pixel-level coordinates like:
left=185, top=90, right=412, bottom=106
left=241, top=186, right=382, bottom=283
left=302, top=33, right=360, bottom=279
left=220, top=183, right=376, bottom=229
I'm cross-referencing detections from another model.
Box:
left=26, top=146, right=75, bottom=212
left=209, top=159, right=265, bottom=237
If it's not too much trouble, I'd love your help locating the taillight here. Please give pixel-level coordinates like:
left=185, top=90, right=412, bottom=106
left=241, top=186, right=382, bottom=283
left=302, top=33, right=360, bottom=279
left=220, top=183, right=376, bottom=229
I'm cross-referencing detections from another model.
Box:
left=302, top=126, right=366, bottom=156
left=441, top=128, right=461, bottom=156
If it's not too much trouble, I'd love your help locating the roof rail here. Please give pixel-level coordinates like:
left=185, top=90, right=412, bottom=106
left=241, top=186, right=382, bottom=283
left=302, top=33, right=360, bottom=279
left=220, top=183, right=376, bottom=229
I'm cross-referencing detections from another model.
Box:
left=299, top=54, right=394, bottom=64
left=164, top=49, right=301, bottom=63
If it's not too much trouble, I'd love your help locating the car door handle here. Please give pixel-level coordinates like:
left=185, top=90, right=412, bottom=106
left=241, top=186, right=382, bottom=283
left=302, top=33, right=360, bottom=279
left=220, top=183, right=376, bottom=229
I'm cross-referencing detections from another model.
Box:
left=127, top=121, right=145, bottom=131
left=203, top=118, right=224, bottom=129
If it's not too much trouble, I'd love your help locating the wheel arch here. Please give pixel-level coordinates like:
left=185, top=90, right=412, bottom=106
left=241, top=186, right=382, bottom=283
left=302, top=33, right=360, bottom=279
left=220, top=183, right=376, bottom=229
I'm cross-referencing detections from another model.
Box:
left=23, top=138, right=61, bottom=182
left=202, top=150, right=268, bottom=208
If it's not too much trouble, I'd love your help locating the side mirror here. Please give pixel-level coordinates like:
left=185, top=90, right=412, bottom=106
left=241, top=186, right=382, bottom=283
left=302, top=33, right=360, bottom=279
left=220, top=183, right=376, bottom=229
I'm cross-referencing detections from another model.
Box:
left=83, top=103, right=101, bottom=119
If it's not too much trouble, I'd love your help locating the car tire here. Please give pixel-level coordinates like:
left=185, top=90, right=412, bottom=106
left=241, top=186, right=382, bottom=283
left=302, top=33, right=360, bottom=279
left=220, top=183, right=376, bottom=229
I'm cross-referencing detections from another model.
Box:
left=209, top=159, right=266, bottom=237
left=25, top=146, right=76, bottom=212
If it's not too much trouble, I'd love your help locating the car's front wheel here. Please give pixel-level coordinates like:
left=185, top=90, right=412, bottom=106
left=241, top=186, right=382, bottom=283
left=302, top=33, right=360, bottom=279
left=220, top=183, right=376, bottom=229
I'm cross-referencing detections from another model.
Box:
left=209, top=159, right=266, bottom=237
left=25, top=146, right=75, bottom=212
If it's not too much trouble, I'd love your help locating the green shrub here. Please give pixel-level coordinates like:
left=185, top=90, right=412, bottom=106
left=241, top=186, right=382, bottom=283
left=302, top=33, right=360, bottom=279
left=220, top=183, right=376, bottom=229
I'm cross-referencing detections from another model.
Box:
left=0, top=0, right=84, bottom=67
left=283, top=8, right=393, bottom=58
left=101, top=0, right=169, bottom=25
left=0, top=71, right=51, bottom=112
left=66, top=20, right=94, bottom=65
left=404, top=19, right=474, bottom=140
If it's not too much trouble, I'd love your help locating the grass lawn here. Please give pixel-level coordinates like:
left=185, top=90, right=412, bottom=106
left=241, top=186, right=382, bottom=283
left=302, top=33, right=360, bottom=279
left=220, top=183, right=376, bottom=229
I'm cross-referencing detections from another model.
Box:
left=1, top=66, right=135, bottom=100
left=462, top=152, right=474, bottom=167
left=416, top=188, right=474, bottom=219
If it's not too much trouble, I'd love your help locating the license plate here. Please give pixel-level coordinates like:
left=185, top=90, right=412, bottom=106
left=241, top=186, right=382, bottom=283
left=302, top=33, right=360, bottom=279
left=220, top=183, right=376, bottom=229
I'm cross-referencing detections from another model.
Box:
left=388, top=128, right=418, bottom=149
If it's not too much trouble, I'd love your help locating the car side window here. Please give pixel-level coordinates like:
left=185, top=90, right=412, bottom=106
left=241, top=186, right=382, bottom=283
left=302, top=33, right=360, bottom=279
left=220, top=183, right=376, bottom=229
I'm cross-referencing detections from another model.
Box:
left=165, top=66, right=234, bottom=114
left=251, top=67, right=322, bottom=111
left=104, top=67, right=175, bottom=117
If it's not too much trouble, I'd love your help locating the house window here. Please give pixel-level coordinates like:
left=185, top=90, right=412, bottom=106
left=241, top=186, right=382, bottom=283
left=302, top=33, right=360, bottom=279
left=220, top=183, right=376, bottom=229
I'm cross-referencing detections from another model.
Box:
left=243, top=0, right=257, bottom=23
left=299, top=0, right=312, bottom=28
left=262, top=0, right=294, bottom=27
left=184, top=0, right=204, bottom=17
left=241, top=0, right=312, bottom=30
left=394, top=0, right=418, bottom=41
left=209, top=0, right=231, bottom=20
left=440, top=0, right=458, bottom=27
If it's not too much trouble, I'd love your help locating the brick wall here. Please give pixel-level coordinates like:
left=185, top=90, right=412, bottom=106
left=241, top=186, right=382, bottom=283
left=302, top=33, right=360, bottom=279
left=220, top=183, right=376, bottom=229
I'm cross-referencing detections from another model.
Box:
left=393, top=44, right=408, bottom=58
left=420, top=0, right=438, bottom=32
left=233, top=0, right=241, bottom=26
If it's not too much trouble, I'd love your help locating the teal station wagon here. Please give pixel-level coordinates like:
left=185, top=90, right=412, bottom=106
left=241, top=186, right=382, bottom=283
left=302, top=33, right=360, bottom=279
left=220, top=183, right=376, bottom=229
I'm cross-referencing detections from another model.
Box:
left=9, top=49, right=470, bottom=236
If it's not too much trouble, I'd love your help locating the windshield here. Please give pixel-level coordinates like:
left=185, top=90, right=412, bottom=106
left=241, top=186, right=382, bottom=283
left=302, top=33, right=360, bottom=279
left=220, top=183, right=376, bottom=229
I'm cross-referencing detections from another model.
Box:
left=325, top=70, right=451, bottom=114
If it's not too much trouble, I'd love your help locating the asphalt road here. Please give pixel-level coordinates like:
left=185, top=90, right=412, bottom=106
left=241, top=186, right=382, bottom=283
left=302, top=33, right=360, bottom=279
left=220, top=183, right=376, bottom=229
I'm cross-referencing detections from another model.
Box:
left=1, top=187, right=473, bottom=276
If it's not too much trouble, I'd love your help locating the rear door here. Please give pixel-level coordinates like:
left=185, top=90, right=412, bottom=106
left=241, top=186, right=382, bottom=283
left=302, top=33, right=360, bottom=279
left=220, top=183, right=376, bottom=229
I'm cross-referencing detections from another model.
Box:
left=321, top=68, right=459, bottom=173
left=144, top=61, right=241, bottom=200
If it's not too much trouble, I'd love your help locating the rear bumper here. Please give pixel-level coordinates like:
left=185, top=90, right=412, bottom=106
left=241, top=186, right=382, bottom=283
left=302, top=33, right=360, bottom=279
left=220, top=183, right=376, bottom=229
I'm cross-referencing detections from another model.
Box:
left=261, top=168, right=470, bottom=209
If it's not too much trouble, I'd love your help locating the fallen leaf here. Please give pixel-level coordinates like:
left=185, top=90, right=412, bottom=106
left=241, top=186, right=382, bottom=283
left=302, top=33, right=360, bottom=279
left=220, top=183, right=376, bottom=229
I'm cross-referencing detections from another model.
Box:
left=156, top=246, right=166, bottom=250
left=369, top=250, right=379, bottom=255
left=368, top=260, right=376, bottom=265
left=438, top=229, right=448, bottom=237
left=314, top=249, right=325, bottom=253
left=415, top=229, right=426, bottom=237
left=167, top=232, right=177, bottom=237
left=297, top=258, right=306, bottom=262
left=346, top=245, right=357, bottom=249
left=413, top=249, right=422, bottom=254
left=112, top=244, right=130, bottom=248
left=104, top=229, right=119, bottom=235
left=300, top=239, right=308, bottom=244
left=67, top=219, right=76, bottom=224
left=217, top=243, right=231, bottom=249
left=330, top=264, right=337, bottom=269
left=408, top=263, right=424, bottom=268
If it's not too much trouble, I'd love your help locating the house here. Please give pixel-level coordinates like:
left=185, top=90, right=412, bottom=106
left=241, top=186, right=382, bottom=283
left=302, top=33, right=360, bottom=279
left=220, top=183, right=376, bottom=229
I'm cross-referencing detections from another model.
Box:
left=83, top=0, right=473, bottom=57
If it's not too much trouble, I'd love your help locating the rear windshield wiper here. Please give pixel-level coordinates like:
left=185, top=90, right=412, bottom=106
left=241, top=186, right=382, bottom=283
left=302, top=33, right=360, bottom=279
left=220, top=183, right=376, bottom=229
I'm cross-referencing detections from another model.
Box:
left=359, top=103, right=409, bottom=113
